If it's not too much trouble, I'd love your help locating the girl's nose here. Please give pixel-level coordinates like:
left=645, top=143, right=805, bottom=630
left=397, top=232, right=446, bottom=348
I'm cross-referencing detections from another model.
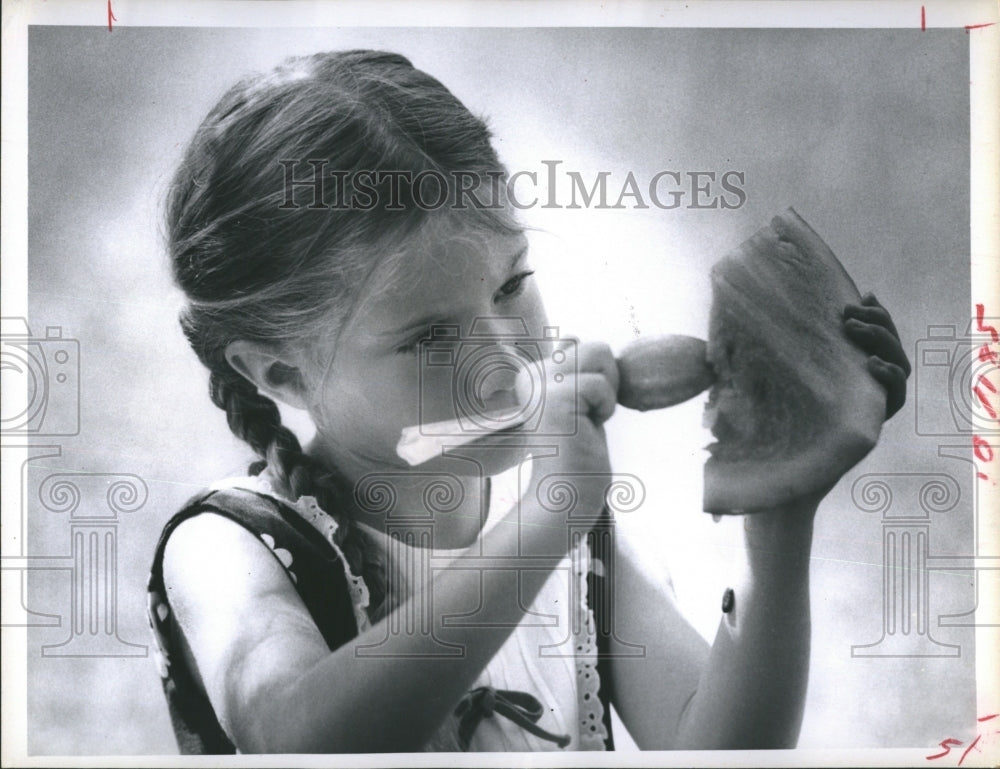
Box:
left=462, top=341, right=524, bottom=405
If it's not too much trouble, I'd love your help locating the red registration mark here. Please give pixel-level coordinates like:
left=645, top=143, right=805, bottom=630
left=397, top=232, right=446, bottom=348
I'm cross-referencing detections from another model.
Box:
left=973, top=305, right=998, bottom=482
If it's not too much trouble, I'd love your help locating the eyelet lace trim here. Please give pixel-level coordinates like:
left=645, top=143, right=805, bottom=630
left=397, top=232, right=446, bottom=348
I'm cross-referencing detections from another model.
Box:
left=210, top=475, right=371, bottom=633
left=573, top=538, right=608, bottom=750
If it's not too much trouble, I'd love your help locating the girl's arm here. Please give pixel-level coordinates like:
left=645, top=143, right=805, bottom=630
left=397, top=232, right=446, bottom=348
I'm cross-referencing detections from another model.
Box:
left=607, top=501, right=816, bottom=750
left=608, top=293, right=909, bottom=749
left=164, top=506, right=566, bottom=754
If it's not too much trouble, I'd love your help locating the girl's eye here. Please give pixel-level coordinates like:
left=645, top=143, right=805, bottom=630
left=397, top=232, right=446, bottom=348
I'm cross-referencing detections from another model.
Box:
left=394, top=333, right=426, bottom=355
left=394, top=271, right=534, bottom=355
left=496, top=270, right=535, bottom=300
left=395, top=331, right=449, bottom=356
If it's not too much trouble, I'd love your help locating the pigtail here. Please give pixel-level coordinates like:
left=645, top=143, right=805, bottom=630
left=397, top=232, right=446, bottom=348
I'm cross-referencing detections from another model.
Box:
left=208, top=366, right=311, bottom=491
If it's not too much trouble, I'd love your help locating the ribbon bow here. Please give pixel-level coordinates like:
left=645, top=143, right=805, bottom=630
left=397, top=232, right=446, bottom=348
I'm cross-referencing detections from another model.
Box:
left=453, top=686, right=571, bottom=751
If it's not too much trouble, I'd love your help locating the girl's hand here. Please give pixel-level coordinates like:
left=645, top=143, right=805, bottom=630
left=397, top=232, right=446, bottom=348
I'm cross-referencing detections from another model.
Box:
left=517, top=340, right=618, bottom=536
left=843, top=292, right=911, bottom=420
left=746, top=294, right=909, bottom=521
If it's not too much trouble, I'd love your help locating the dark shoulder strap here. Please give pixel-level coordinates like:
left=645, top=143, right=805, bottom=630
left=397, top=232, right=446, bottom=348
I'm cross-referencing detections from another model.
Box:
left=152, top=487, right=359, bottom=648
left=587, top=505, right=616, bottom=751
left=148, top=486, right=360, bottom=754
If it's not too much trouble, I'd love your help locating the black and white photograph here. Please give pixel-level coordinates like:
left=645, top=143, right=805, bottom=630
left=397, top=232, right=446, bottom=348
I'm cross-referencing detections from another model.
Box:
left=1, top=1, right=998, bottom=765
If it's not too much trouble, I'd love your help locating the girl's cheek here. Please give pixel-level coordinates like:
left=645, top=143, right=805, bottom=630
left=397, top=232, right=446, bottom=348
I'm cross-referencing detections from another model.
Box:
left=318, top=376, right=414, bottom=459
left=413, top=360, right=461, bottom=425
left=366, top=353, right=451, bottom=432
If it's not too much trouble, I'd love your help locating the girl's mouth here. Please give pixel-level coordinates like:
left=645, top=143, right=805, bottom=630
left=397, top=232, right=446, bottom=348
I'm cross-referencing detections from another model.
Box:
left=396, top=405, right=529, bottom=466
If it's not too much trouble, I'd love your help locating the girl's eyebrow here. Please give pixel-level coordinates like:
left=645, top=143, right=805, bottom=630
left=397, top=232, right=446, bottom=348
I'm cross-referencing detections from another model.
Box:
left=507, top=245, right=528, bottom=268
left=380, top=311, right=461, bottom=339
left=380, top=246, right=529, bottom=339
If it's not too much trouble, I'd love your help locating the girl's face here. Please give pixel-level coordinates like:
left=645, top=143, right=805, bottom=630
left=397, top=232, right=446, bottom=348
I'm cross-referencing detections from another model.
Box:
left=305, top=216, right=548, bottom=482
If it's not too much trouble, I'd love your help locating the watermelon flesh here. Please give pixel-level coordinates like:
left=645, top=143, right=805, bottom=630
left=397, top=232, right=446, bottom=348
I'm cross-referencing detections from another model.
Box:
left=703, top=208, right=887, bottom=514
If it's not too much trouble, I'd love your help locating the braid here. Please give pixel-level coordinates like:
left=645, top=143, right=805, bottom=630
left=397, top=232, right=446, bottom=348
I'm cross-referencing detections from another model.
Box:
left=209, top=365, right=323, bottom=499
left=210, top=368, right=278, bottom=458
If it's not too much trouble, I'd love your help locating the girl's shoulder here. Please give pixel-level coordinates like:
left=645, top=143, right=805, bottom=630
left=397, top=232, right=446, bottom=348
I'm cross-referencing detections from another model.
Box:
left=148, top=475, right=363, bottom=663
left=147, top=475, right=367, bottom=754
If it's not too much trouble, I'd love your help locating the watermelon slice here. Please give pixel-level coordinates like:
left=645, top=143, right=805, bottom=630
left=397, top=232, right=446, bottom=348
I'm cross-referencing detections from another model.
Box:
left=702, top=208, right=886, bottom=514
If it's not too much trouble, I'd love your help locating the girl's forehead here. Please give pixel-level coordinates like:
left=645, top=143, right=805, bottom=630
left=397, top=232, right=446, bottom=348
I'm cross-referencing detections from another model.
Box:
left=358, top=219, right=528, bottom=319
left=408, top=216, right=526, bottom=273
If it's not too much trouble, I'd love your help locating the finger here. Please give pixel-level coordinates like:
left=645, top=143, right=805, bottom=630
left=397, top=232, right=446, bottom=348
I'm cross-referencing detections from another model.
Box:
left=845, top=318, right=912, bottom=377
left=867, top=356, right=907, bottom=419
left=576, top=340, right=620, bottom=396
left=550, top=334, right=580, bottom=358
left=515, top=341, right=575, bottom=411
left=843, top=302, right=900, bottom=342
left=575, top=372, right=618, bottom=426
left=861, top=291, right=899, bottom=339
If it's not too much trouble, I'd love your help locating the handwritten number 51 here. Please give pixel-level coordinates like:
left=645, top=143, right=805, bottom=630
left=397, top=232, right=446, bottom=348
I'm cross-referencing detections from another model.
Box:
left=927, top=714, right=1000, bottom=765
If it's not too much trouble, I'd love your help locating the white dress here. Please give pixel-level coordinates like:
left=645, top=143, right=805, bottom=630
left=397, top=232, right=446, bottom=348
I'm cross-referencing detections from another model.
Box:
left=211, top=458, right=609, bottom=752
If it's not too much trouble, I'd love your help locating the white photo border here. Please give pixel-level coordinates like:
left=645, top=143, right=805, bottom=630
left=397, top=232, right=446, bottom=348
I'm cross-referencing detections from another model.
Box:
left=2, top=1, right=997, bottom=766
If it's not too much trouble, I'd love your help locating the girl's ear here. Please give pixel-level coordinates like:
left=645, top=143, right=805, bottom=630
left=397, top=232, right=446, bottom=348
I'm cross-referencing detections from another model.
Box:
left=224, top=340, right=311, bottom=411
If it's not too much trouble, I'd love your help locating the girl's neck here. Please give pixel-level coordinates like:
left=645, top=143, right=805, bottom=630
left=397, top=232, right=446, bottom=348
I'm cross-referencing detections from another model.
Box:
left=298, top=438, right=493, bottom=550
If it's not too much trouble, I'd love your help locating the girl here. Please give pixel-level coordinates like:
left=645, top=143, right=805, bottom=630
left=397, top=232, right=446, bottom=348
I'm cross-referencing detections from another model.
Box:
left=147, top=49, right=910, bottom=754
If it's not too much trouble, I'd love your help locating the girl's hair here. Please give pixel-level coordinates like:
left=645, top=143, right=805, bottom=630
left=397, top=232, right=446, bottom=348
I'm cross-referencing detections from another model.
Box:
left=166, top=50, right=519, bottom=613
